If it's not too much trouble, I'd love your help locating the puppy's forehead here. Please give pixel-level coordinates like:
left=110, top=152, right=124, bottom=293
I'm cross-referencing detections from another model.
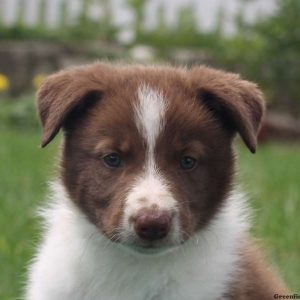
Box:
left=134, top=84, right=166, bottom=150
left=98, top=71, right=188, bottom=122
left=84, top=70, right=206, bottom=148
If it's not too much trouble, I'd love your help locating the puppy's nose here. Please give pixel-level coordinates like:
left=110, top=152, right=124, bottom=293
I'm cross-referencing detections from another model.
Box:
left=134, top=210, right=171, bottom=241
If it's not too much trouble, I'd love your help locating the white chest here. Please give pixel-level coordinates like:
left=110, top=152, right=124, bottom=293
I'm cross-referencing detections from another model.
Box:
left=26, top=184, right=248, bottom=300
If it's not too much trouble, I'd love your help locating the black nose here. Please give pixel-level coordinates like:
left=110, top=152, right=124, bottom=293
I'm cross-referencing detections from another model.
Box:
left=134, top=211, right=171, bottom=241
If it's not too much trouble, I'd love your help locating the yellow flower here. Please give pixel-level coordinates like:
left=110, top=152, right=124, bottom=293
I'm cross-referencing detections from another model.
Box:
left=0, top=74, right=9, bottom=91
left=32, top=74, right=46, bottom=89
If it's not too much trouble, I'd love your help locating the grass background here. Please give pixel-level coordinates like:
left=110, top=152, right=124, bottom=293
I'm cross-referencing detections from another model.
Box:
left=0, top=120, right=299, bottom=299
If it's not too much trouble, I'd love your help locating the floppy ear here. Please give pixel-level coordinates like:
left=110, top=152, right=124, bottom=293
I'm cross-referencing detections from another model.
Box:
left=190, top=67, right=265, bottom=153
left=37, top=65, right=105, bottom=147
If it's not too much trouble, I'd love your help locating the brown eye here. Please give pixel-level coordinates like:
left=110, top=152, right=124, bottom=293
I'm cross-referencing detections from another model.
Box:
left=180, top=156, right=197, bottom=170
left=103, top=153, right=122, bottom=168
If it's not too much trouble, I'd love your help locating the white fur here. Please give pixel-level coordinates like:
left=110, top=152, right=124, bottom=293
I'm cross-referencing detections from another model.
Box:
left=135, top=84, right=166, bottom=156
left=122, top=85, right=179, bottom=242
left=122, top=172, right=181, bottom=247
left=26, top=182, right=249, bottom=300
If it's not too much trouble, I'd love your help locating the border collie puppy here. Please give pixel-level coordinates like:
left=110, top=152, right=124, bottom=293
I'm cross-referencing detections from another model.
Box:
left=26, top=63, right=287, bottom=300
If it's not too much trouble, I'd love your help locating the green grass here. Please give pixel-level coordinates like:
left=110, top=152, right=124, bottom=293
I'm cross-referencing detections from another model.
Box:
left=0, top=128, right=58, bottom=299
left=237, top=143, right=300, bottom=290
left=0, top=127, right=299, bottom=299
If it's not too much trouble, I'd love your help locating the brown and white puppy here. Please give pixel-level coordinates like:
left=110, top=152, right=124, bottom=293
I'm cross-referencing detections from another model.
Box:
left=26, top=63, right=287, bottom=300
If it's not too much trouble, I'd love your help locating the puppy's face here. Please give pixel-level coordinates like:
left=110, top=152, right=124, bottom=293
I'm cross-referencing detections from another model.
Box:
left=37, top=63, right=264, bottom=254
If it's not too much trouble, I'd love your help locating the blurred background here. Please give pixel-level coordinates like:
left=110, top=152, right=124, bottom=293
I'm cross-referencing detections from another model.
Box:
left=0, top=0, right=299, bottom=298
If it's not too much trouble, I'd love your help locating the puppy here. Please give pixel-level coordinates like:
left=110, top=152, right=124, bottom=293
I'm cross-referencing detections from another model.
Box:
left=26, top=63, right=287, bottom=300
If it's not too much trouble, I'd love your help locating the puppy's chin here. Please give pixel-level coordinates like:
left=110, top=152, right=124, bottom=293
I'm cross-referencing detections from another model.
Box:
left=101, top=226, right=187, bottom=256
left=106, top=233, right=184, bottom=256
left=117, top=242, right=180, bottom=256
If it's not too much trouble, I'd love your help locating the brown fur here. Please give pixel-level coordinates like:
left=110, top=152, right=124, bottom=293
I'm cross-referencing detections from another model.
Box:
left=36, top=62, right=286, bottom=297
left=225, top=236, right=288, bottom=299
left=36, top=63, right=243, bottom=236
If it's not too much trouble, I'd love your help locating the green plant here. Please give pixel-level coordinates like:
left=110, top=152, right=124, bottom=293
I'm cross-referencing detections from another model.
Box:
left=0, top=0, right=119, bottom=42
left=217, top=0, right=300, bottom=115
left=0, top=95, right=39, bottom=130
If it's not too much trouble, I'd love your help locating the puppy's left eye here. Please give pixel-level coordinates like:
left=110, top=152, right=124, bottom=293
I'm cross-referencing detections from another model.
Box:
left=103, top=153, right=122, bottom=168
left=180, top=156, right=197, bottom=170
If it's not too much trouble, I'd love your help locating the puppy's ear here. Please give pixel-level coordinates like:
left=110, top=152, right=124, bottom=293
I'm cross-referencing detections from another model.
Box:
left=37, top=65, right=104, bottom=147
left=190, top=67, right=265, bottom=153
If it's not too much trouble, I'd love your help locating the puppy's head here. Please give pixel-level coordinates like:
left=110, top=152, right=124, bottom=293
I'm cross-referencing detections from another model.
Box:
left=37, top=63, right=264, bottom=254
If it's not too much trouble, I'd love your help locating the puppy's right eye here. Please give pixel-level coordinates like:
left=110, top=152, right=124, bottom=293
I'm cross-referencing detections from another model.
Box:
left=180, top=156, right=197, bottom=170
left=103, top=153, right=122, bottom=168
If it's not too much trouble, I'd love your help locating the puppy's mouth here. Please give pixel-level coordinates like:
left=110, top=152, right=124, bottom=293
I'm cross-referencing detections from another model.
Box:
left=127, top=244, right=174, bottom=255
left=108, top=233, right=185, bottom=255
left=118, top=240, right=181, bottom=255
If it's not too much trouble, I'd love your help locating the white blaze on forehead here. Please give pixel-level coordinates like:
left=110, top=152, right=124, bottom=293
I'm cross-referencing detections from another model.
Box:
left=134, top=84, right=166, bottom=156
left=122, top=84, right=180, bottom=242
